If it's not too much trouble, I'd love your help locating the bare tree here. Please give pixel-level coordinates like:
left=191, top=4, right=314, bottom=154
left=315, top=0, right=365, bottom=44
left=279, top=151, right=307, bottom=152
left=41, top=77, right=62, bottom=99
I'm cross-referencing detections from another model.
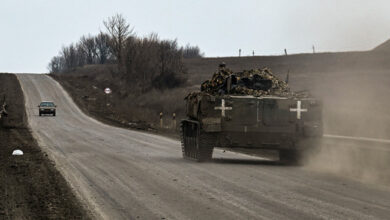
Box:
left=48, top=56, right=64, bottom=73
left=48, top=13, right=189, bottom=87
left=103, top=14, right=133, bottom=66
left=181, top=44, right=203, bottom=58
left=80, top=34, right=97, bottom=65
left=61, top=44, right=78, bottom=71
left=75, top=43, right=86, bottom=67
left=152, top=39, right=185, bottom=89
left=159, top=39, right=183, bottom=76
left=95, top=32, right=111, bottom=64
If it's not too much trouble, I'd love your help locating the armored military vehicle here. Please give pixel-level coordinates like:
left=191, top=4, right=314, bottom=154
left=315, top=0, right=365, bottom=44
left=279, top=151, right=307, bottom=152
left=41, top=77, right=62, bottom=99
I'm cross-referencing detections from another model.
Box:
left=181, top=66, right=323, bottom=164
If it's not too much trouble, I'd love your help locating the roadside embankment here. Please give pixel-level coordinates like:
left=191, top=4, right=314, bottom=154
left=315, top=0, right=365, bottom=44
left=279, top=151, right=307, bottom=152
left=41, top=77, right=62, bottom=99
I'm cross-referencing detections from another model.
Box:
left=0, top=73, right=89, bottom=219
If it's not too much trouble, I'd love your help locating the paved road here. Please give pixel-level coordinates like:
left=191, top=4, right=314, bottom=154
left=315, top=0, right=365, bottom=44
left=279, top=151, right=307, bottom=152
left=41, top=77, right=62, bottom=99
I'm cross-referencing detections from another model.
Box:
left=18, top=74, right=390, bottom=220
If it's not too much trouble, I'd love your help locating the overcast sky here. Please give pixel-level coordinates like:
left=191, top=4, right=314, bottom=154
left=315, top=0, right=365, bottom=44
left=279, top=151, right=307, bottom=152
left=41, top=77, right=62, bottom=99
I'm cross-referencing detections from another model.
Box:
left=1, top=0, right=390, bottom=73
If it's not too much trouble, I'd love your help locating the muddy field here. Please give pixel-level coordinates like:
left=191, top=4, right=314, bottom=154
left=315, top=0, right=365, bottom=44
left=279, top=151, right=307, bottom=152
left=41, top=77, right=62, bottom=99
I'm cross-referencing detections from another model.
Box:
left=0, top=73, right=89, bottom=219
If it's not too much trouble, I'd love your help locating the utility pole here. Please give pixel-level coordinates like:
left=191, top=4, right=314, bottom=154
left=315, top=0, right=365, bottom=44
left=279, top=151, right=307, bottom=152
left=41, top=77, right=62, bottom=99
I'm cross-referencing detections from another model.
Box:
left=252, top=50, right=255, bottom=56
left=172, top=113, right=176, bottom=130
left=312, top=45, right=315, bottom=54
left=284, top=48, right=288, bottom=56
left=160, top=112, right=163, bottom=128
left=239, top=49, right=241, bottom=57
left=104, top=88, right=112, bottom=114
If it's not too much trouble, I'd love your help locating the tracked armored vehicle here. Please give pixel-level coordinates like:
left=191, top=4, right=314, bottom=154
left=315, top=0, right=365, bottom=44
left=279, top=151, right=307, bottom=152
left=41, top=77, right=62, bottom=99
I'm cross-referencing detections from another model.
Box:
left=181, top=66, right=323, bottom=163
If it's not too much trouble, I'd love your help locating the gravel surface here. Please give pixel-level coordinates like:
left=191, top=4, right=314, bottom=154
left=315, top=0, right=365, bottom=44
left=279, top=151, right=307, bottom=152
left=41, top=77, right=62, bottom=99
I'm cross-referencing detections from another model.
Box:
left=18, top=74, right=390, bottom=220
left=0, top=73, right=89, bottom=219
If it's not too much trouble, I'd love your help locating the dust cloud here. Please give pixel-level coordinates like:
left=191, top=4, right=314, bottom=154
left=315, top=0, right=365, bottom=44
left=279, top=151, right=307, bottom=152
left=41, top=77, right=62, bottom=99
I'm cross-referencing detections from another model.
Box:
left=306, top=139, right=390, bottom=186
left=303, top=68, right=390, bottom=186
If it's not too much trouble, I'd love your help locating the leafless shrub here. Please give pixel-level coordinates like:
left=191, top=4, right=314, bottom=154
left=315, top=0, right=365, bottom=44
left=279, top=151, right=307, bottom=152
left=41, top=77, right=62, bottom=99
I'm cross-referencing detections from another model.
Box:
left=103, top=13, right=133, bottom=66
left=95, top=32, right=112, bottom=64
left=49, top=14, right=202, bottom=91
left=79, top=34, right=97, bottom=65
left=61, top=44, right=78, bottom=72
left=48, top=56, right=64, bottom=73
left=181, top=44, right=204, bottom=58
left=123, top=33, right=186, bottom=90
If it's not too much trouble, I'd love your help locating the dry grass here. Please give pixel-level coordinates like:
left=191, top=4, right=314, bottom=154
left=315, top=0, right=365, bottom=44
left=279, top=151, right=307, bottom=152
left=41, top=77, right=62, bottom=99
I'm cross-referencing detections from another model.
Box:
left=52, top=52, right=390, bottom=186
left=52, top=66, right=196, bottom=132
left=54, top=50, right=390, bottom=139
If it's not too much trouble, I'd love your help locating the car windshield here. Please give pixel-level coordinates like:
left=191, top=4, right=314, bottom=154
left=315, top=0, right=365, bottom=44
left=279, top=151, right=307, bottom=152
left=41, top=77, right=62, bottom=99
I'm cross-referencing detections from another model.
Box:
left=40, top=102, right=55, bottom=107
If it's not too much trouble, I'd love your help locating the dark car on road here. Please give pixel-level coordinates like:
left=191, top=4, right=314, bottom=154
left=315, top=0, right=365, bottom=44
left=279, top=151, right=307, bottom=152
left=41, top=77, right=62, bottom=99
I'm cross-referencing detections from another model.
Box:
left=38, top=101, right=56, bottom=116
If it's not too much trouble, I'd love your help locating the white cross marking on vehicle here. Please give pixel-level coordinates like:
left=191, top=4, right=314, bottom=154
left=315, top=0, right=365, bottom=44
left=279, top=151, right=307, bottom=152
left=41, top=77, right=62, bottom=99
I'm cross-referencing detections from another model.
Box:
left=214, top=99, right=232, bottom=117
left=290, top=100, right=307, bottom=119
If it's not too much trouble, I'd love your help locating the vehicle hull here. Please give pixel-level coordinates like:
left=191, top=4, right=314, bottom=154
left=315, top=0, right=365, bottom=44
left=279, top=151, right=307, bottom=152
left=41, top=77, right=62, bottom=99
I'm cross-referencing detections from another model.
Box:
left=182, top=94, right=323, bottom=163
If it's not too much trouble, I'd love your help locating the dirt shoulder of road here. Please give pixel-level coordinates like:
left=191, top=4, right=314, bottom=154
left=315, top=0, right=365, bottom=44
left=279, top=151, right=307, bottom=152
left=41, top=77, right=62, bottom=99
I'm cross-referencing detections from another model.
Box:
left=0, top=73, right=90, bottom=219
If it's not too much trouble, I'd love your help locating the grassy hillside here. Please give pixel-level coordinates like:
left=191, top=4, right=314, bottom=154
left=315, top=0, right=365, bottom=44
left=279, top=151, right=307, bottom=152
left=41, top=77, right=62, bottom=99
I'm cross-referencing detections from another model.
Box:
left=373, top=39, right=390, bottom=52
left=184, top=51, right=390, bottom=85
left=183, top=51, right=390, bottom=138
left=53, top=49, right=390, bottom=139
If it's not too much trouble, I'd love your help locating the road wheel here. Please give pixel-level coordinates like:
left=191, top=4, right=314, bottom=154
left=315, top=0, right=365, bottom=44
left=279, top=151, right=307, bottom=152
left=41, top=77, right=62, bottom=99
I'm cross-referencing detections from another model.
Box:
left=181, top=121, right=215, bottom=162
left=53, top=111, right=56, bottom=116
left=181, top=121, right=199, bottom=160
